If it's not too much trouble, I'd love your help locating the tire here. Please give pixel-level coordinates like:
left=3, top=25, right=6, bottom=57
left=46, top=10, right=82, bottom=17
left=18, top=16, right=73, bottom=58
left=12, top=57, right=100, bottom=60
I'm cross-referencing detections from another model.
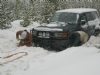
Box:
left=69, top=32, right=82, bottom=47
left=68, top=30, right=89, bottom=48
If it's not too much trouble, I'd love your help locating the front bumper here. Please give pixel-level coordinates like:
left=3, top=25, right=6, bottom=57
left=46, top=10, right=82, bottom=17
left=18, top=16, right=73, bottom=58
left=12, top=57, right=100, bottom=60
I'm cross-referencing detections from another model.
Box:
left=32, top=38, right=70, bottom=50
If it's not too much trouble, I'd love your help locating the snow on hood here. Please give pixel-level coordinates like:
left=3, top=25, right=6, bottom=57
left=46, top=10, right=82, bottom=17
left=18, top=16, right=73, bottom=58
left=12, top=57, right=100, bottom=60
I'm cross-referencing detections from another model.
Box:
left=34, top=27, right=63, bottom=31
left=34, top=23, right=63, bottom=31
left=46, top=23, right=58, bottom=27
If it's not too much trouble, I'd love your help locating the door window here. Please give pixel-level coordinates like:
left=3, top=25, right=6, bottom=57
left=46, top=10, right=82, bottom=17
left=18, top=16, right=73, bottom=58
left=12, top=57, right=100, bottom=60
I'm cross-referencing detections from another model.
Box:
left=92, top=11, right=99, bottom=19
left=86, top=12, right=95, bottom=21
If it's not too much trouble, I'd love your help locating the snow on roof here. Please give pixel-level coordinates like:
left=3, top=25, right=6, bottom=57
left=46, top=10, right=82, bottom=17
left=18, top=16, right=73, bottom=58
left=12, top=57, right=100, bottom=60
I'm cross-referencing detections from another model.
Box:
left=56, top=8, right=97, bottom=13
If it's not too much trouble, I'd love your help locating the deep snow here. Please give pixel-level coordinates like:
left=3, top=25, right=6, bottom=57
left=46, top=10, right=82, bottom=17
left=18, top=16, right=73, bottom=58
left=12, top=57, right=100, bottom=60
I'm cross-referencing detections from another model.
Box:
left=0, top=20, right=100, bottom=75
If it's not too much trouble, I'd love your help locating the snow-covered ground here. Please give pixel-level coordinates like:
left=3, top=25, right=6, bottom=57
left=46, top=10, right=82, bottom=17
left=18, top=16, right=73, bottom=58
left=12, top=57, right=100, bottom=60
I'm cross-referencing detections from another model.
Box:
left=0, top=20, right=100, bottom=75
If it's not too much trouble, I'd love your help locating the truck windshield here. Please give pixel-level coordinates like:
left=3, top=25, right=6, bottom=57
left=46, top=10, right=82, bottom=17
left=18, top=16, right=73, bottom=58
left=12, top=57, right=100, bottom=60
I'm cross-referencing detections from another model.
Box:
left=50, top=12, right=79, bottom=24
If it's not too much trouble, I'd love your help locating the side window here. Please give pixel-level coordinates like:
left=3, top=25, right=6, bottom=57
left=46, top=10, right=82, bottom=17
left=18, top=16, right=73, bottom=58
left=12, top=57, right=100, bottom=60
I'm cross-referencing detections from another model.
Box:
left=92, top=11, right=99, bottom=19
left=86, top=12, right=95, bottom=21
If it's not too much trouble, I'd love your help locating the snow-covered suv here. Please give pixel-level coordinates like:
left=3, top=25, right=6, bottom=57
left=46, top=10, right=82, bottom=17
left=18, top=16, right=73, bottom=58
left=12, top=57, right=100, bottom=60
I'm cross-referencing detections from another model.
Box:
left=32, top=8, right=100, bottom=51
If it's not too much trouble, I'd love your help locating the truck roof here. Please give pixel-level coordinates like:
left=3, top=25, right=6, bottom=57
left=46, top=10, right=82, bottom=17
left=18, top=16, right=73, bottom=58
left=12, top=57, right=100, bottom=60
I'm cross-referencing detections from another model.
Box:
left=56, top=8, right=97, bottom=13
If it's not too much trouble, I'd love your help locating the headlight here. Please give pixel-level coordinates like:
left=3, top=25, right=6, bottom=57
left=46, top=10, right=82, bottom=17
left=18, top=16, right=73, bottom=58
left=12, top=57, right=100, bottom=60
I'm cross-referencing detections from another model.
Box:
left=45, top=32, right=50, bottom=37
left=54, top=33, right=62, bottom=37
left=38, top=32, right=50, bottom=38
left=54, top=32, right=67, bottom=37
left=38, top=32, right=42, bottom=36
left=32, top=31, right=37, bottom=36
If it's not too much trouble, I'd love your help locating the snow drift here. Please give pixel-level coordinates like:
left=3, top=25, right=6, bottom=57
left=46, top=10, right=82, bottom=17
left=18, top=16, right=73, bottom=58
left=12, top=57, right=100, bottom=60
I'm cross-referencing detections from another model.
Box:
left=0, top=20, right=100, bottom=75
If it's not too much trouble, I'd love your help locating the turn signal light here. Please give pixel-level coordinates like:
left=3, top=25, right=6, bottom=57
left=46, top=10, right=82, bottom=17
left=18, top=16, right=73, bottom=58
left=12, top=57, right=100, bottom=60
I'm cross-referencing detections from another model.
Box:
left=62, top=32, right=67, bottom=37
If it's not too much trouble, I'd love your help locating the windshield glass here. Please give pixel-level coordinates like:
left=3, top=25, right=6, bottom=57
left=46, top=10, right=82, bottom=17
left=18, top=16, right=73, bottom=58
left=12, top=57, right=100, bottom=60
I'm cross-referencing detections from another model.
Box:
left=50, top=12, right=79, bottom=24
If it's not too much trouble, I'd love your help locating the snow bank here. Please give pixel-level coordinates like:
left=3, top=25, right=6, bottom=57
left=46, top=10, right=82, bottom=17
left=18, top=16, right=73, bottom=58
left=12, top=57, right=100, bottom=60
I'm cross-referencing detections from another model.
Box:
left=24, top=47, right=100, bottom=75
left=0, top=20, right=100, bottom=75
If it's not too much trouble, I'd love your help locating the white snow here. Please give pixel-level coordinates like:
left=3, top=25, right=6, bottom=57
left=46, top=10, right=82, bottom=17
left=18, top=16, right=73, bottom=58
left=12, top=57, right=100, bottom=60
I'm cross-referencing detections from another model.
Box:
left=0, top=20, right=100, bottom=75
left=35, top=27, right=63, bottom=31
left=35, top=23, right=63, bottom=31
left=57, top=8, right=97, bottom=13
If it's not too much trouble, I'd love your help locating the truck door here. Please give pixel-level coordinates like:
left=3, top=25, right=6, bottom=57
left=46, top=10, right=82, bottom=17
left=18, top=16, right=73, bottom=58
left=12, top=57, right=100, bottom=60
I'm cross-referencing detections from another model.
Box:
left=92, top=11, right=100, bottom=29
left=85, top=12, right=95, bottom=36
left=80, top=13, right=89, bottom=33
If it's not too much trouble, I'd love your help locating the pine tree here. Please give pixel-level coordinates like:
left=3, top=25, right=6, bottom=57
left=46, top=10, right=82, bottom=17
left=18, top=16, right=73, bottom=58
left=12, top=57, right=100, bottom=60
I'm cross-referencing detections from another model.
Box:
left=20, top=1, right=30, bottom=27
left=41, top=0, right=55, bottom=23
left=0, top=0, right=13, bottom=29
left=29, top=0, right=42, bottom=22
left=48, top=0, right=59, bottom=11
left=29, top=0, right=36, bottom=21
left=13, top=0, right=23, bottom=20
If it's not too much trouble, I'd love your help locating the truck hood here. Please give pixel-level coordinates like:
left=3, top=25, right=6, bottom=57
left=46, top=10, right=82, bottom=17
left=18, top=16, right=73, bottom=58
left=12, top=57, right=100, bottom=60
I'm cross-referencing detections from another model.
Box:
left=34, top=22, right=78, bottom=32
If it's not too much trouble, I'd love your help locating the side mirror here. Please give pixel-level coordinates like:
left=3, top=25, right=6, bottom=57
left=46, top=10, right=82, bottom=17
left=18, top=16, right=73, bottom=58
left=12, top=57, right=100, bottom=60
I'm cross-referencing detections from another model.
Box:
left=47, top=18, right=50, bottom=24
left=80, top=20, right=86, bottom=25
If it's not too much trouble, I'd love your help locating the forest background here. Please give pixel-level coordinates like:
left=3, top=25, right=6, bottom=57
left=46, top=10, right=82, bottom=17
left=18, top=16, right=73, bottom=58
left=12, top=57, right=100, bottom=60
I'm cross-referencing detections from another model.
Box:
left=0, top=0, right=100, bottom=29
